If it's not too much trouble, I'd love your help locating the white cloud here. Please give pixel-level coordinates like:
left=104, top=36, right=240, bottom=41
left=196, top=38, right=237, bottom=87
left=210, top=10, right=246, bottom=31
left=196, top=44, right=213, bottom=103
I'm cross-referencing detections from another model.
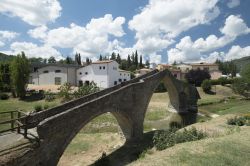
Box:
left=28, top=14, right=126, bottom=59
left=129, top=0, right=220, bottom=56
left=227, top=0, right=240, bottom=8
left=0, top=30, right=19, bottom=47
left=168, top=36, right=202, bottom=64
left=28, top=26, right=48, bottom=40
left=220, top=15, right=250, bottom=37
left=168, top=15, right=250, bottom=63
left=6, top=42, right=63, bottom=60
left=225, top=45, right=250, bottom=61
left=0, top=0, right=62, bottom=26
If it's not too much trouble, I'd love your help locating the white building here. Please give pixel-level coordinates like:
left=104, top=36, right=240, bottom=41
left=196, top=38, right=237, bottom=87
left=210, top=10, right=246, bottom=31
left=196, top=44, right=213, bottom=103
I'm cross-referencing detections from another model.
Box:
left=29, top=64, right=78, bottom=86
left=77, top=60, right=131, bottom=89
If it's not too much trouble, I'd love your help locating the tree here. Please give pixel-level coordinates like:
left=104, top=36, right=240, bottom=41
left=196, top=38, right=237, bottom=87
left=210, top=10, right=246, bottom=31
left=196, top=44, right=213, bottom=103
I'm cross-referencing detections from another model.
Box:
left=240, top=64, right=250, bottom=83
left=127, top=55, right=131, bottom=68
left=201, top=79, right=212, bottom=93
left=10, top=52, right=30, bottom=99
left=229, top=61, right=237, bottom=77
left=139, top=55, right=143, bottom=68
left=131, top=52, right=135, bottom=65
left=75, top=53, right=81, bottom=65
left=48, top=56, right=56, bottom=63
left=145, top=60, right=150, bottom=68
left=99, top=55, right=103, bottom=61
left=135, top=50, right=138, bottom=67
left=65, top=56, right=73, bottom=64
left=116, top=54, right=121, bottom=64
left=86, top=58, right=90, bottom=65
left=185, top=68, right=211, bottom=86
left=110, top=52, right=116, bottom=60
left=0, top=63, right=11, bottom=92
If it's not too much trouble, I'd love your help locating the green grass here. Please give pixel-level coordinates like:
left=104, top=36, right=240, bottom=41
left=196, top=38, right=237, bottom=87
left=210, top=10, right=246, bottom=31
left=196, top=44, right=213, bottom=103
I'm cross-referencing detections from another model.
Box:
left=145, top=110, right=168, bottom=121
left=199, top=99, right=250, bottom=115
left=0, top=97, right=60, bottom=113
left=64, top=133, right=91, bottom=154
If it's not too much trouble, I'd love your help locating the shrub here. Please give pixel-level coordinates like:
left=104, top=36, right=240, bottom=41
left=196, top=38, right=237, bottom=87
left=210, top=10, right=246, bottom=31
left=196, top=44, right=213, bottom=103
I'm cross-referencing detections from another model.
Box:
left=59, top=83, right=73, bottom=102
left=153, top=127, right=207, bottom=151
left=218, top=77, right=228, bottom=86
left=232, top=78, right=250, bottom=98
left=44, top=90, right=55, bottom=102
left=73, top=81, right=99, bottom=98
left=34, top=104, right=43, bottom=112
left=201, top=79, right=212, bottom=93
left=0, top=93, right=9, bottom=100
left=43, top=104, right=49, bottom=110
left=227, top=116, right=248, bottom=126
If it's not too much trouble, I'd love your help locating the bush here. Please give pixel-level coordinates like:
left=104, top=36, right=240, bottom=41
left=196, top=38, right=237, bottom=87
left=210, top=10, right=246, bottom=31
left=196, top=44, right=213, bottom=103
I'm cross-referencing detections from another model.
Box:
left=153, top=127, right=207, bottom=151
left=218, top=77, right=227, bottom=86
left=44, top=90, right=55, bottom=102
left=34, top=104, right=43, bottom=112
left=185, top=68, right=211, bottom=86
left=201, top=79, right=212, bottom=93
left=227, top=116, right=249, bottom=126
left=0, top=93, right=9, bottom=100
left=73, top=81, right=99, bottom=98
left=43, top=104, right=49, bottom=110
left=59, top=83, right=73, bottom=102
left=232, top=78, right=250, bottom=98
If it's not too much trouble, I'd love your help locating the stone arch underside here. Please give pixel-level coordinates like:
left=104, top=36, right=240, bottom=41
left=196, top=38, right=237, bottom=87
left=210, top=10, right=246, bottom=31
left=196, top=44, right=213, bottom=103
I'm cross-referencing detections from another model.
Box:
left=4, top=69, right=200, bottom=166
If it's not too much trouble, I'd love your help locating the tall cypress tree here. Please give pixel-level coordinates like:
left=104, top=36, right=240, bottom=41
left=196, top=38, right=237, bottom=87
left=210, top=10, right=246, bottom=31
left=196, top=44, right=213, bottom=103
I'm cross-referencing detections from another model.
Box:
left=116, top=54, right=121, bottom=64
left=99, top=55, right=103, bottom=61
left=135, top=50, right=138, bottom=67
left=139, top=55, right=143, bottom=68
left=111, top=52, right=116, bottom=60
left=127, top=55, right=131, bottom=68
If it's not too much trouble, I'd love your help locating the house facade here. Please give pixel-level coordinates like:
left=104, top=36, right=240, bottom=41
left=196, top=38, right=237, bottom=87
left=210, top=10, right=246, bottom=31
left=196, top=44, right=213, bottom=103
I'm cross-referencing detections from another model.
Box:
left=29, top=64, right=78, bottom=86
left=76, top=60, right=130, bottom=89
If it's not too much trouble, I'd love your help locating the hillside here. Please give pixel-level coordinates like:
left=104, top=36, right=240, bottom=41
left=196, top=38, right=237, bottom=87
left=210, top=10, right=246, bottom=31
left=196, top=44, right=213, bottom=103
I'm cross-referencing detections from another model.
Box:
left=0, top=52, right=14, bottom=62
left=232, top=56, right=250, bottom=71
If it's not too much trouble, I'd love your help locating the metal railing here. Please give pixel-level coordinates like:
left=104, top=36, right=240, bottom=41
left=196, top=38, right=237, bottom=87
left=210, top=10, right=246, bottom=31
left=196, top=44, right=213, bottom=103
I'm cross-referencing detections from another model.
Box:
left=0, top=110, right=28, bottom=138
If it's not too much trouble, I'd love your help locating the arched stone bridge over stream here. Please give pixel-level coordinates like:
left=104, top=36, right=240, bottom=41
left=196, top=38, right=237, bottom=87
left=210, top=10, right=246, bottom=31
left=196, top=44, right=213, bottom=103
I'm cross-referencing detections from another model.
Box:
left=0, top=69, right=200, bottom=166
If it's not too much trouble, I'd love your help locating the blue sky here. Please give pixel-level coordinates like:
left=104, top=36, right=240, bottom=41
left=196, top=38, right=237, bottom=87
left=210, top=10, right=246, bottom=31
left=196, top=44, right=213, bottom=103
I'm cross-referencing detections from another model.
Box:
left=0, top=0, right=250, bottom=64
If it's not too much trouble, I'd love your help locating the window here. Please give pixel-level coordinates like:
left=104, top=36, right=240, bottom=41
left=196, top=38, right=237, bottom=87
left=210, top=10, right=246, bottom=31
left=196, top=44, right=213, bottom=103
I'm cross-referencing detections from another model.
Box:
left=123, top=79, right=126, bottom=82
left=120, top=73, right=122, bottom=76
left=55, top=70, right=61, bottom=73
left=119, top=79, right=122, bottom=82
left=78, top=80, right=83, bottom=87
left=99, top=66, right=102, bottom=70
left=174, top=74, right=177, bottom=78
left=79, top=72, right=82, bottom=75
left=55, top=77, right=61, bottom=85
left=114, top=81, right=117, bottom=85
left=43, top=70, right=48, bottom=73
left=85, top=72, right=88, bottom=75
left=103, top=66, right=105, bottom=69
left=113, top=67, right=117, bottom=70
left=85, top=81, right=90, bottom=85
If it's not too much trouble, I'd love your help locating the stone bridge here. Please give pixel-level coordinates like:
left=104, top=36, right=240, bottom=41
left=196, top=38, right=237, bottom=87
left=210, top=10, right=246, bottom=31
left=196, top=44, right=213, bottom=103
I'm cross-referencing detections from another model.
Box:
left=0, top=69, right=200, bottom=166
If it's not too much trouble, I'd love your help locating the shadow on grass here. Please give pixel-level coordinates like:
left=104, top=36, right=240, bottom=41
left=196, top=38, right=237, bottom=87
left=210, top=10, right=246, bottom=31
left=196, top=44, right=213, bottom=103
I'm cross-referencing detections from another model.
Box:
left=22, top=93, right=44, bottom=102
left=92, top=131, right=157, bottom=166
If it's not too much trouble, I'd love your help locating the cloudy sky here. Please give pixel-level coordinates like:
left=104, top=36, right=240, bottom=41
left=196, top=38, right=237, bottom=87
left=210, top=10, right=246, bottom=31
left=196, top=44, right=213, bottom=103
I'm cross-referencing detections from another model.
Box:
left=0, top=0, right=250, bottom=63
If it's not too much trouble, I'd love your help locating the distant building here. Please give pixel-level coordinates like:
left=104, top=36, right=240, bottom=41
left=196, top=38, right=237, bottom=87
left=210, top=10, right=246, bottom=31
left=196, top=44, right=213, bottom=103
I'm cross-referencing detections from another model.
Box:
left=156, top=64, right=172, bottom=71
left=29, top=64, right=79, bottom=86
left=135, top=68, right=153, bottom=77
left=29, top=60, right=131, bottom=89
left=190, top=62, right=222, bottom=80
left=77, top=60, right=131, bottom=89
